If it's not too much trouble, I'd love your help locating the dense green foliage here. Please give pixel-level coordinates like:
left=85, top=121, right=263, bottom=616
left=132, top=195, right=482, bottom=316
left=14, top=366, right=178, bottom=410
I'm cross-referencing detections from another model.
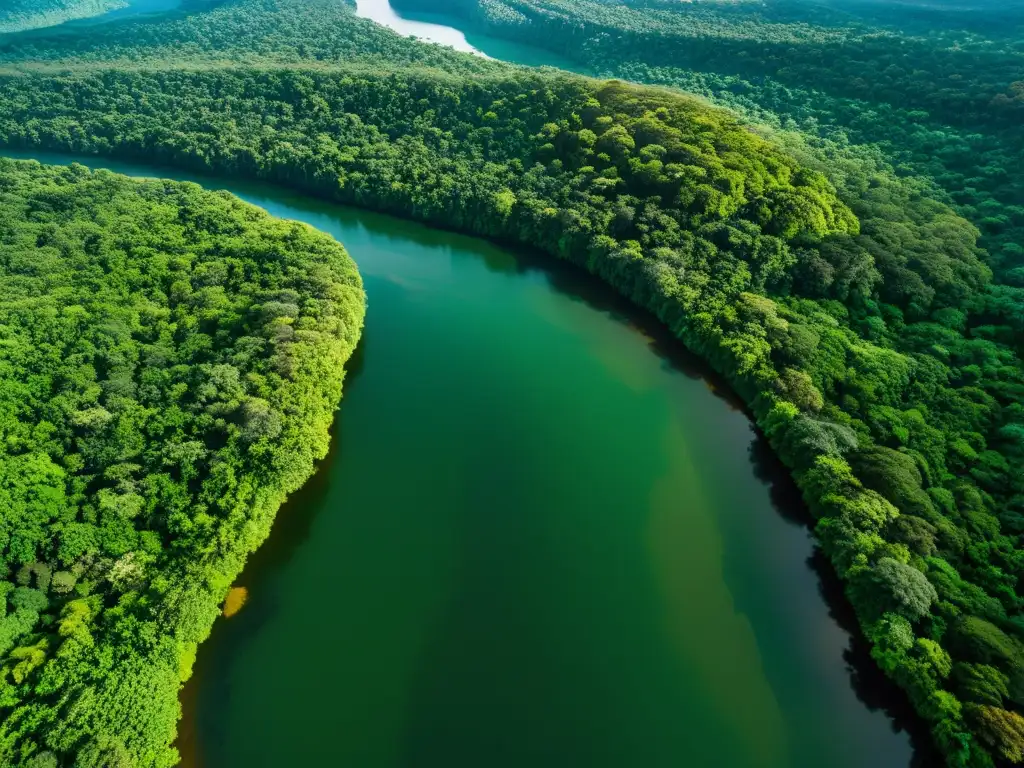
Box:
left=0, top=157, right=364, bottom=766
left=0, top=0, right=1022, bottom=764
left=0, top=0, right=126, bottom=33
left=0, top=0, right=496, bottom=71
left=394, top=0, right=1024, bottom=336
left=382, top=0, right=1024, bottom=761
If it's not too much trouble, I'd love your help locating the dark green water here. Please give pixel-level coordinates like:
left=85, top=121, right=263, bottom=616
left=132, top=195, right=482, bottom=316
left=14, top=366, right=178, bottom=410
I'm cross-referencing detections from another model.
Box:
left=5, top=151, right=921, bottom=767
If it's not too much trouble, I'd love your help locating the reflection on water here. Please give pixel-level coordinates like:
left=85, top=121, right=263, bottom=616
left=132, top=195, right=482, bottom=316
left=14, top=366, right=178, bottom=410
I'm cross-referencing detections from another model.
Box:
left=352, top=0, right=586, bottom=70
left=95, top=0, right=181, bottom=23
left=354, top=0, right=487, bottom=55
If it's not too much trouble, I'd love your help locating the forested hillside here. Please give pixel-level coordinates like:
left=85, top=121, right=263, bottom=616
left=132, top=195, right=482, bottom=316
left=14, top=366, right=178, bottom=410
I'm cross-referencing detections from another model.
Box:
left=0, top=0, right=126, bottom=33
left=0, top=158, right=364, bottom=767
left=0, top=0, right=498, bottom=70
left=392, top=0, right=1024, bottom=288
left=0, top=0, right=1022, bottom=765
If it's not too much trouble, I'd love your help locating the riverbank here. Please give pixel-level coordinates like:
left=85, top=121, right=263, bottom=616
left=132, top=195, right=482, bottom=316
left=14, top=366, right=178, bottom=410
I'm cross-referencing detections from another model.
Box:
left=3, top=147, right=923, bottom=767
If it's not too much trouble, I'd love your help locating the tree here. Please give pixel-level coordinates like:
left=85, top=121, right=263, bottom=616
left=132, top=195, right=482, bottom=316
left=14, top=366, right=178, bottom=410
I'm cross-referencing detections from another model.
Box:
left=967, top=704, right=1024, bottom=763
left=852, top=557, right=938, bottom=621
left=952, top=663, right=1011, bottom=707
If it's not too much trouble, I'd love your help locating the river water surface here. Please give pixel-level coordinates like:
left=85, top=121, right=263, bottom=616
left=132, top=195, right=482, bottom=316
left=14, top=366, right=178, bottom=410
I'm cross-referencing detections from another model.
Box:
left=353, top=0, right=584, bottom=68
left=6, top=94, right=918, bottom=768
left=0, top=0, right=181, bottom=35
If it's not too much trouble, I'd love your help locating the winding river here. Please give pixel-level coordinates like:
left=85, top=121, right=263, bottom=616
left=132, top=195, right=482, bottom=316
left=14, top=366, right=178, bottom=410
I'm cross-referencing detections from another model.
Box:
left=351, top=0, right=584, bottom=69
left=2, top=3, right=929, bottom=765
left=0, top=0, right=181, bottom=35
left=4, top=142, right=923, bottom=766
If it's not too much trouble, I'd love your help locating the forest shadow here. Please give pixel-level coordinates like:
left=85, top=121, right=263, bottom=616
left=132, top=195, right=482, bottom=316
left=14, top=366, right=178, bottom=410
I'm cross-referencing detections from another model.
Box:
left=490, top=242, right=939, bottom=766
left=748, top=437, right=942, bottom=768
left=175, top=340, right=368, bottom=768
left=503, top=243, right=754, bottom=412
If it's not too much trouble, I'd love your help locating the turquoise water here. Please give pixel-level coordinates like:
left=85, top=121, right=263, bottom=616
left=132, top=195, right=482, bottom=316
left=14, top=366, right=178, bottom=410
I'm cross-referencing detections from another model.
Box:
left=353, top=0, right=583, bottom=69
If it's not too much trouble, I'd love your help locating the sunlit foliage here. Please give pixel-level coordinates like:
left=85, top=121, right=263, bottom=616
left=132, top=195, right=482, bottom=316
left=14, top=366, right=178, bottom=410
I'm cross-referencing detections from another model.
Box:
left=0, top=0, right=1022, bottom=764
left=0, top=158, right=364, bottom=766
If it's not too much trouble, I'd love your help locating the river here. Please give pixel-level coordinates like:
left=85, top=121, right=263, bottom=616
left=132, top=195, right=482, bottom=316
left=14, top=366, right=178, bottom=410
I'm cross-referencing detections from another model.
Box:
left=2, top=1, right=929, bottom=765
left=352, top=0, right=585, bottom=69
left=4, top=142, right=924, bottom=767
left=0, top=0, right=181, bottom=35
